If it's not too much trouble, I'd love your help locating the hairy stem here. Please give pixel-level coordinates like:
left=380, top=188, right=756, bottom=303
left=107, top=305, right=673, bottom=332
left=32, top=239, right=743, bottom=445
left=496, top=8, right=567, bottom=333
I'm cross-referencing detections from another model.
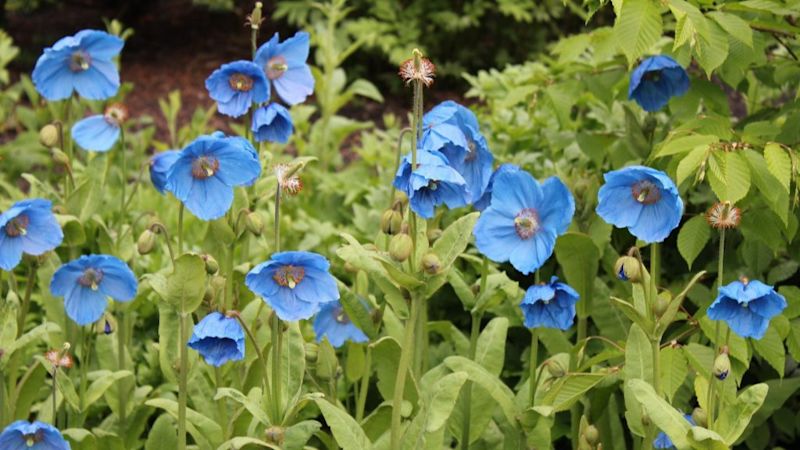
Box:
left=270, top=314, right=283, bottom=424
left=390, top=294, right=419, bottom=450
left=177, top=313, right=189, bottom=450
left=355, top=345, right=372, bottom=422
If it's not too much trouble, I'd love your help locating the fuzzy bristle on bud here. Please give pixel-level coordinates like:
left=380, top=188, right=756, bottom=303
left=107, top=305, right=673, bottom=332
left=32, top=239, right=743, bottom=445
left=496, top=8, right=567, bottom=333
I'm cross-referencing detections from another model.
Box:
left=274, top=163, right=303, bottom=195
left=399, top=56, right=436, bottom=87
left=705, top=201, right=741, bottom=229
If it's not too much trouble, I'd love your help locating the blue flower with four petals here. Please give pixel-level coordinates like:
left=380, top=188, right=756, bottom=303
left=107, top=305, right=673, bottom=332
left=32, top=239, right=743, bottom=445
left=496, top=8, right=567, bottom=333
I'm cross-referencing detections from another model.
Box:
left=708, top=279, right=787, bottom=340
left=629, top=55, right=690, bottom=112
left=0, top=420, right=71, bottom=450
left=393, top=149, right=470, bottom=219
left=0, top=198, right=63, bottom=271
left=188, top=311, right=246, bottom=367
left=205, top=60, right=270, bottom=118
left=520, top=276, right=579, bottom=330
left=254, top=32, right=315, bottom=105
left=313, top=301, right=369, bottom=348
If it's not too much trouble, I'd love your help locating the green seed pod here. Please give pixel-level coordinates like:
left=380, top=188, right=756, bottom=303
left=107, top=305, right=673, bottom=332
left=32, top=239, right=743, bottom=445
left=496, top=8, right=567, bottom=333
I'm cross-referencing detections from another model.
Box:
left=203, top=254, right=220, bottom=275
left=244, top=211, right=264, bottom=236
left=136, top=229, right=157, bottom=255
left=713, top=352, right=730, bottom=381
left=583, top=424, right=600, bottom=446
left=39, top=124, right=60, bottom=147
left=691, top=407, right=707, bottom=428
left=421, top=253, right=442, bottom=275
left=380, top=209, right=403, bottom=235
left=614, top=256, right=641, bottom=282
left=545, top=359, right=566, bottom=378
left=389, top=233, right=413, bottom=262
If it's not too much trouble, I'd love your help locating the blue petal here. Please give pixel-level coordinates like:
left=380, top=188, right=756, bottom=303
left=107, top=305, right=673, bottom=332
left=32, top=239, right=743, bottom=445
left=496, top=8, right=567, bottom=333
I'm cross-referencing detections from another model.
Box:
left=629, top=192, right=683, bottom=243
left=252, top=103, right=294, bottom=144
left=72, top=59, right=120, bottom=100
left=183, top=175, right=235, bottom=221
left=748, top=291, right=787, bottom=319
left=211, top=141, right=262, bottom=187
left=78, top=29, right=124, bottom=60
left=473, top=208, right=519, bottom=264
left=72, top=115, right=120, bottom=152
left=19, top=203, right=63, bottom=255
left=64, top=283, right=108, bottom=326
left=0, top=420, right=71, bottom=450
left=32, top=51, right=75, bottom=101
left=149, top=150, right=181, bottom=194
left=97, top=257, right=137, bottom=301
left=293, top=268, right=340, bottom=305
left=245, top=262, right=281, bottom=298
left=509, top=227, right=557, bottom=275
left=490, top=170, right=543, bottom=216
left=276, top=31, right=311, bottom=66
left=538, top=176, right=575, bottom=235
left=0, top=233, right=23, bottom=271
left=274, top=65, right=315, bottom=105
left=269, top=287, right=321, bottom=321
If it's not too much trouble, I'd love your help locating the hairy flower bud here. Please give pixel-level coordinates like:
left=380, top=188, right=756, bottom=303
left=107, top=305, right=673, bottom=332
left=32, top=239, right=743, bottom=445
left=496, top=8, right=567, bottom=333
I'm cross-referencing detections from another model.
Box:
left=40, top=123, right=60, bottom=147
left=203, top=285, right=215, bottom=304
left=264, top=426, right=284, bottom=446
left=713, top=351, right=731, bottom=380
left=653, top=295, right=670, bottom=318
left=51, top=148, right=70, bottom=167
left=203, top=254, right=220, bottom=275
left=545, top=359, right=566, bottom=378
left=244, top=211, right=264, bottom=236
left=421, top=253, right=442, bottom=275
left=389, top=233, right=413, bottom=262
left=392, top=191, right=408, bottom=210
left=691, top=407, right=708, bottom=428
left=614, top=256, right=641, bottom=282
left=427, top=228, right=442, bottom=243
left=380, top=209, right=403, bottom=235
left=305, top=342, right=319, bottom=364
left=137, top=229, right=157, bottom=255
left=583, top=424, right=600, bottom=446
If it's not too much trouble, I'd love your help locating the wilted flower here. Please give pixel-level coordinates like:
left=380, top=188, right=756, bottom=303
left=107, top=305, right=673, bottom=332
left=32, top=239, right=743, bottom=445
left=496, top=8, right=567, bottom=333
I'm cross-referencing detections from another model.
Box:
left=653, top=414, right=694, bottom=449
left=274, top=163, right=303, bottom=195
left=629, top=55, right=690, bottom=112
left=45, top=349, right=73, bottom=369
left=473, top=163, right=520, bottom=211
left=313, top=301, right=369, bottom=348
left=166, top=133, right=261, bottom=220
left=188, top=312, right=245, bottom=367
left=596, top=166, right=683, bottom=243
left=254, top=32, right=314, bottom=105
left=473, top=170, right=574, bottom=274
left=0, top=420, right=71, bottom=450
left=205, top=60, right=269, bottom=118
left=149, top=150, right=181, bottom=195
left=520, top=277, right=579, bottom=330
left=245, top=251, right=339, bottom=321
left=252, top=103, right=294, bottom=143
left=0, top=198, right=63, bottom=271
left=50, top=254, right=137, bottom=326
left=71, top=103, right=128, bottom=152
left=705, top=201, right=741, bottom=229
left=32, top=29, right=123, bottom=101
left=707, top=279, right=787, bottom=339
left=393, top=149, right=469, bottom=219
left=399, top=56, right=435, bottom=87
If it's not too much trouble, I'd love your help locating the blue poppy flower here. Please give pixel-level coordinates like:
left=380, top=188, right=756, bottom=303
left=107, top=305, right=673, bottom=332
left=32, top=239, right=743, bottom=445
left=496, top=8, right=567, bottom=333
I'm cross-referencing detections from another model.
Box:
left=474, top=164, right=521, bottom=211
left=245, top=251, right=339, bottom=322
left=71, top=103, right=128, bottom=152
left=254, top=31, right=314, bottom=105
left=708, top=279, right=787, bottom=340
left=252, top=103, right=293, bottom=143
left=393, top=149, right=470, bottom=219
left=50, top=254, right=137, bottom=326
left=520, top=276, right=579, bottom=330
left=166, top=132, right=261, bottom=221
left=0, top=420, right=71, bottom=450
left=596, top=166, right=683, bottom=243
left=32, top=29, right=123, bottom=101
left=473, top=170, right=574, bottom=274
left=629, top=55, right=690, bottom=112
left=654, top=414, right=694, bottom=449
left=149, top=150, right=181, bottom=194
left=313, top=301, right=369, bottom=348
left=187, top=311, right=245, bottom=367
left=205, top=60, right=270, bottom=118
left=0, top=198, right=63, bottom=271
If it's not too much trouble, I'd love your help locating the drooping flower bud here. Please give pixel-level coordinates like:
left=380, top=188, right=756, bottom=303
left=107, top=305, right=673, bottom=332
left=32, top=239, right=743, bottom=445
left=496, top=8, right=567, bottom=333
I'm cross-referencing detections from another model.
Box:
left=545, top=359, right=566, bottom=378
left=39, top=123, right=60, bottom=147
left=203, top=285, right=215, bottom=304
left=427, top=227, right=442, bottom=243
left=247, top=2, right=264, bottom=31
left=392, top=191, right=408, bottom=210
left=583, top=424, right=600, bottom=446
left=653, top=295, right=670, bottom=318
left=380, top=209, right=403, bottom=235
left=137, top=229, right=157, bottom=255
left=51, top=148, right=70, bottom=167
left=244, top=211, right=264, bottom=236
left=389, top=233, right=413, bottom=262
left=713, top=351, right=731, bottom=380
left=203, top=254, right=220, bottom=275
left=691, top=407, right=708, bottom=428
left=305, top=342, right=319, bottom=364
left=421, top=253, right=442, bottom=275
left=614, top=256, right=641, bottom=282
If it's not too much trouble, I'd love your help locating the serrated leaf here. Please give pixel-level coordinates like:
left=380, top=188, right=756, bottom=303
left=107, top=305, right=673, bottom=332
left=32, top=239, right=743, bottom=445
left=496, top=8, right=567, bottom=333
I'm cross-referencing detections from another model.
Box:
left=315, top=399, right=372, bottom=450
left=677, top=214, right=710, bottom=269
left=614, top=0, right=663, bottom=65
left=708, top=11, right=753, bottom=48
left=655, top=134, right=718, bottom=158
left=707, top=151, right=751, bottom=203
left=660, top=346, right=689, bottom=403
left=763, top=142, right=791, bottom=192
left=695, top=20, right=730, bottom=77
left=752, top=326, right=785, bottom=377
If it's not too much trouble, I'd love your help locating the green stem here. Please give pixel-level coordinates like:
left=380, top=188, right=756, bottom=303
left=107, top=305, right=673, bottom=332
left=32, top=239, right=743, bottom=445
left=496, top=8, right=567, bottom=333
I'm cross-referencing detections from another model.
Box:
left=388, top=128, right=413, bottom=206
left=177, top=203, right=185, bottom=254
left=233, top=314, right=270, bottom=395
left=215, top=367, right=229, bottom=440
left=708, top=228, right=726, bottom=428
left=460, top=311, right=482, bottom=450
left=51, top=367, right=57, bottom=426
left=16, top=264, right=35, bottom=338
left=355, top=345, right=372, bottom=422
left=177, top=312, right=189, bottom=450
left=77, top=327, right=91, bottom=427
left=117, top=309, right=127, bottom=428
left=650, top=243, right=661, bottom=290
left=118, top=128, right=127, bottom=234
left=390, top=294, right=419, bottom=450
left=529, top=330, right=539, bottom=407
left=274, top=185, right=281, bottom=253
left=270, top=314, right=283, bottom=424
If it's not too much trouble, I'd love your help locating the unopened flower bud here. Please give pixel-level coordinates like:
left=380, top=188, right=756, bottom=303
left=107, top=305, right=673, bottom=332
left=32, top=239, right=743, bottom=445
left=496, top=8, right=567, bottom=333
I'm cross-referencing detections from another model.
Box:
left=244, top=211, right=264, bottom=236
left=389, top=233, right=413, bottom=262
left=427, top=228, right=442, bottom=242
left=380, top=209, right=403, bottom=235
left=545, top=359, right=566, bottom=378
left=203, top=254, right=220, bottom=275
left=654, top=296, right=670, bottom=318
left=691, top=407, right=707, bottom=427
left=583, top=424, right=600, bottom=446
left=305, top=342, right=319, bottom=364
left=614, top=256, right=641, bottom=282
left=713, top=352, right=730, bottom=380
left=40, top=124, right=60, bottom=147
left=421, top=253, right=442, bottom=275
left=264, top=426, right=284, bottom=445
left=51, top=148, right=70, bottom=167
left=203, top=285, right=215, bottom=304
left=137, top=229, right=157, bottom=255
left=344, top=261, right=358, bottom=273
left=392, top=191, right=408, bottom=209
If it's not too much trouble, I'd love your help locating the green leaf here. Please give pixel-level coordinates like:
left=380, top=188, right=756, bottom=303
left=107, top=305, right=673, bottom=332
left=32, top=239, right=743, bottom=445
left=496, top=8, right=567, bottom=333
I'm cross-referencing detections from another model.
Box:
left=163, top=254, right=207, bottom=314
left=145, top=398, right=223, bottom=448
left=372, top=336, right=418, bottom=404
left=752, top=326, right=785, bottom=377
left=708, top=11, right=753, bottom=48
left=715, top=383, right=769, bottom=445
left=676, top=145, right=710, bottom=186
left=214, top=387, right=270, bottom=426
left=85, top=370, right=133, bottom=407
left=443, top=356, right=520, bottom=425
left=707, top=151, right=751, bottom=204
left=628, top=379, right=692, bottom=450
left=554, top=232, right=600, bottom=319
left=694, top=20, right=729, bottom=77
left=655, top=134, right=718, bottom=158
left=763, top=142, right=791, bottom=192
left=145, top=414, right=178, bottom=450
left=337, top=233, right=407, bottom=317
left=624, top=324, right=653, bottom=383
left=660, top=346, right=688, bottom=403
left=216, top=437, right=281, bottom=450
left=474, top=317, right=509, bottom=375
left=431, top=212, right=480, bottom=271
left=424, top=371, right=469, bottom=432
left=614, top=0, right=663, bottom=65
left=54, top=214, right=86, bottom=246
left=280, top=322, right=306, bottom=410
left=56, top=370, right=81, bottom=411
left=315, top=399, right=372, bottom=450
left=541, top=373, right=607, bottom=412
left=677, top=214, right=710, bottom=269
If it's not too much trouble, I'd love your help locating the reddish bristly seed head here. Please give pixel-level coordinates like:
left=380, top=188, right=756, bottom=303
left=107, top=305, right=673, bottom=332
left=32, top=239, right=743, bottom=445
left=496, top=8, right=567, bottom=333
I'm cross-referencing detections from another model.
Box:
left=274, top=164, right=303, bottom=195
left=399, top=57, right=436, bottom=87
left=104, top=103, right=129, bottom=126
left=705, top=201, right=741, bottom=229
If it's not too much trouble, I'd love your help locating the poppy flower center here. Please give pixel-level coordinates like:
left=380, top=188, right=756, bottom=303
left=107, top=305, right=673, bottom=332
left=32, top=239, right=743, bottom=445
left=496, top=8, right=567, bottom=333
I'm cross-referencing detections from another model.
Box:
left=465, top=139, right=478, bottom=162
left=104, top=103, right=128, bottom=126
left=427, top=180, right=439, bottom=191
left=78, top=268, right=104, bottom=291
left=643, top=70, right=662, bottom=82
left=69, top=50, right=92, bottom=72
left=5, top=214, right=29, bottom=237
left=631, top=180, right=661, bottom=205
left=24, top=431, right=44, bottom=446
left=514, top=208, right=540, bottom=239
left=333, top=306, right=351, bottom=324
left=228, top=73, right=254, bottom=92
left=191, top=156, right=220, bottom=179
left=266, top=56, right=288, bottom=80
left=273, top=265, right=305, bottom=289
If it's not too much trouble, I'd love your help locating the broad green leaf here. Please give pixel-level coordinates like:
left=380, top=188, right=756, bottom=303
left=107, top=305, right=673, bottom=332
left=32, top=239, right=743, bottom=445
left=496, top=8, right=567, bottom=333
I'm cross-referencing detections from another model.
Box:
left=751, top=326, right=785, bottom=377
left=628, top=379, right=692, bottom=450
left=676, top=145, right=709, bottom=186
left=655, top=134, right=718, bottom=158
left=625, top=324, right=653, bottom=383
left=610, top=297, right=652, bottom=339
left=163, top=253, right=207, bottom=314
left=85, top=370, right=133, bottom=407
left=763, top=142, right=791, bottom=192
left=708, top=11, right=753, bottom=47
left=284, top=420, right=322, bottom=450
left=540, top=373, right=607, bottom=412
left=372, top=336, right=418, bottom=404
left=214, top=387, right=270, bottom=426
left=614, top=0, right=663, bottom=65
left=474, top=317, right=509, bottom=375
left=695, top=20, right=730, bottom=77
left=6, top=322, right=59, bottom=358
left=443, top=356, right=520, bottom=425
left=337, top=233, right=407, bottom=317
left=280, top=321, right=306, bottom=411
left=424, top=371, right=468, bottom=432
left=431, top=212, right=479, bottom=270
left=677, top=214, right=710, bottom=269
left=670, top=0, right=709, bottom=49
left=216, top=438, right=281, bottom=450
left=715, top=383, right=769, bottom=445
left=339, top=287, right=378, bottom=339
left=56, top=370, right=81, bottom=411
left=707, top=151, right=751, bottom=204
left=145, top=398, right=223, bottom=448
left=750, top=377, right=800, bottom=428
left=55, top=214, right=86, bottom=246
left=145, top=414, right=178, bottom=450
left=555, top=232, right=599, bottom=319
left=660, top=346, right=688, bottom=402
left=687, top=427, right=728, bottom=450
left=315, top=399, right=372, bottom=450
left=683, top=343, right=714, bottom=379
